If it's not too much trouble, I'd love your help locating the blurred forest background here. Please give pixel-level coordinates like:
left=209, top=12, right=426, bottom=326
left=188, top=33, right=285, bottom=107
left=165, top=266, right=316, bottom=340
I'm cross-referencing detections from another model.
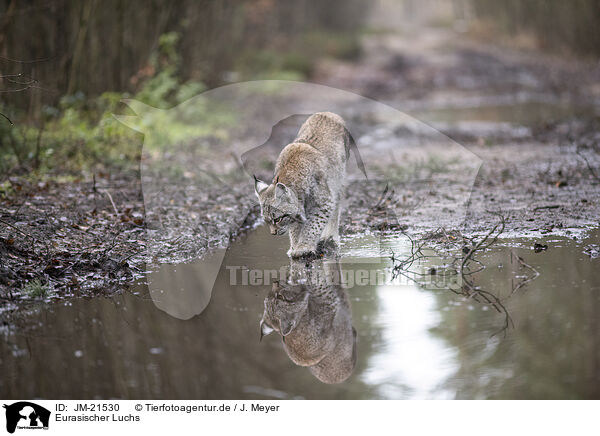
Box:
left=0, top=0, right=368, bottom=178
left=1, top=0, right=600, bottom=179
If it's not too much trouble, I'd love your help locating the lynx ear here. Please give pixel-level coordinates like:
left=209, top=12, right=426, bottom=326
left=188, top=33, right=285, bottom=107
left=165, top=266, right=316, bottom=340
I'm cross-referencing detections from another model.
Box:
left=254, top=175, right=269, bottom=197
left=275, top=182, right=288, bottom=198
left=272, top=280, right=280, bottom=292
left=260, top=319, right=274, bottom=341
left=280, top=317, right=297, bottom=336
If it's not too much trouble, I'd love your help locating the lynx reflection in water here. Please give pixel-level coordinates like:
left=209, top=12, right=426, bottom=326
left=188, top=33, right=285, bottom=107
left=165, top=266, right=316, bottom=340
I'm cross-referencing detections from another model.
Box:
left=260, top=258, right=357, bottom=384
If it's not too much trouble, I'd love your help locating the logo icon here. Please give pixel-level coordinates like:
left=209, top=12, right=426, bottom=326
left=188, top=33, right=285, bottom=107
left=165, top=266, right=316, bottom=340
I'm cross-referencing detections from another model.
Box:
left=3, top=402, right=50, bottom=434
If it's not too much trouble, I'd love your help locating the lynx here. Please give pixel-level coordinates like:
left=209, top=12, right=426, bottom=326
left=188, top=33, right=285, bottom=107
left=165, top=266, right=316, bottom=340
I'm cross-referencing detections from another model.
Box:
left=254, top=112, right=353, bottom=258
left=260, top=259, right=357, bottom=384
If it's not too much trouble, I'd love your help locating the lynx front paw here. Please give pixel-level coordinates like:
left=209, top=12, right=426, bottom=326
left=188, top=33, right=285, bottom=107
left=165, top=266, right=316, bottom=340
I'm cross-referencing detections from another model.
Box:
left=316, top=237, right=339, bottom=255
left=287, top=246, right=317, bottom=259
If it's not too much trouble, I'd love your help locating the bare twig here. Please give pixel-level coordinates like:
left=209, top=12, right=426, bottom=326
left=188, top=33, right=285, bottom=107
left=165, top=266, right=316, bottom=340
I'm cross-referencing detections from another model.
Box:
left=534, top=204, right=560, bottom=211
left=0, top=55, right=54, bottom=64
left=102, top=189, right=119, bottom=215
left=576, top=149, right=600, bottom=182
left=506, top=250, right=540, bottom=298
left=461, top=213, right=505, bottom=271
left=374, top=183, right=390, bottom=209
left=0, top=73, right=38, bottom=93
left=389, top=213, right=519, bottom=337
left=0, top=111, right=13, bottom=125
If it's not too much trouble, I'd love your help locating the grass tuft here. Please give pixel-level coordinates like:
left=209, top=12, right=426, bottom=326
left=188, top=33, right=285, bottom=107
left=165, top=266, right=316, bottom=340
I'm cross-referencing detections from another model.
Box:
left=21, top=279, right=53, bottom=298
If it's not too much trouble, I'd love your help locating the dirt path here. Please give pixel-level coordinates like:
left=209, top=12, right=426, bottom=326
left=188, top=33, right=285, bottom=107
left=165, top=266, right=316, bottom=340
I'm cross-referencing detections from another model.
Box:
left=315, top=28, right=600, bottom=236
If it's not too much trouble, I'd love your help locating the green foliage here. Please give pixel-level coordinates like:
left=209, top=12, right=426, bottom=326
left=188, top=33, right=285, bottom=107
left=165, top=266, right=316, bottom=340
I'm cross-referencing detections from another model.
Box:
left=126, top=101, right=232, bottom=152
left=21, top=279, right=53, bottom=298
left=0, top=125, right=16, bottom=175
left=135, top=32, right=208, bottom=109
left=175, top=81, right=207, bottom=104
left=0, top=180, right=13, bottom=198
left=0, top=31, right=232, bottom=180
left=121, top=32, right=230, bottom=151
left=302, top=31, right=362, bottom=61
left=135, top=70, right=179, bottom=108
left=234, top=30, right=361, bottom=81
left=281, top=52, right=314, bottom=77
left=233, top=49, right=304, bottom=80
left=157, top=32, right=180, bottom=66
left=0, top=22, right=365, bottom=180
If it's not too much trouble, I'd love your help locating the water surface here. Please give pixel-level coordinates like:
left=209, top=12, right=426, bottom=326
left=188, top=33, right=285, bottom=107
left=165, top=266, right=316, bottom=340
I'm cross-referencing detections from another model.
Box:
left=1, top=227, right=599, bottom=399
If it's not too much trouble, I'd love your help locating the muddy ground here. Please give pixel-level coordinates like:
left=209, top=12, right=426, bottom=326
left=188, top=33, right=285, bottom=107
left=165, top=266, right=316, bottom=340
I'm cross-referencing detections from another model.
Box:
left=1, top=28, right=599, bottom=305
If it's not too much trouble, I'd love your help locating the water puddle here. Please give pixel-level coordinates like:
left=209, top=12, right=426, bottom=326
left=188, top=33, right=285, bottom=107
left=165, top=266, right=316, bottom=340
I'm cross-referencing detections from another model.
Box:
left=1, top=226, right=599, bottom=399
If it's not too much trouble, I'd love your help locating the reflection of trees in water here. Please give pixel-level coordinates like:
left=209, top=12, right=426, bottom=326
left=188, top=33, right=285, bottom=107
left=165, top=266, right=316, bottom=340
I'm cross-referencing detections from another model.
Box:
left=343, top=261, right=417, bottom=398
left=391, top=217, right=518, bottom=336
left=345, top=273, right=386, bottom=397
left=429, top=241, right=600, bottom=399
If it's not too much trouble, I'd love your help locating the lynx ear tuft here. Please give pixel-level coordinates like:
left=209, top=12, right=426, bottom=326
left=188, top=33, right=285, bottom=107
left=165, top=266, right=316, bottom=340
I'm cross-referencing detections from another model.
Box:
left=254, top=175, right=269, bottom=196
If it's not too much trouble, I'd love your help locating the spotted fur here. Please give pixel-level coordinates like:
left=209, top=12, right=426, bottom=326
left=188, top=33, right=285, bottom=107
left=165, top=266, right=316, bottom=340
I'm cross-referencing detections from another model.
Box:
left=254, top=112, right=349, bottom=258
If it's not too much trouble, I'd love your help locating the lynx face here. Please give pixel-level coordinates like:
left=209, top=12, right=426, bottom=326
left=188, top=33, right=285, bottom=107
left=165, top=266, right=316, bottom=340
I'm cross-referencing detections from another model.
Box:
left=255, top=178, right=303, bottom=236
